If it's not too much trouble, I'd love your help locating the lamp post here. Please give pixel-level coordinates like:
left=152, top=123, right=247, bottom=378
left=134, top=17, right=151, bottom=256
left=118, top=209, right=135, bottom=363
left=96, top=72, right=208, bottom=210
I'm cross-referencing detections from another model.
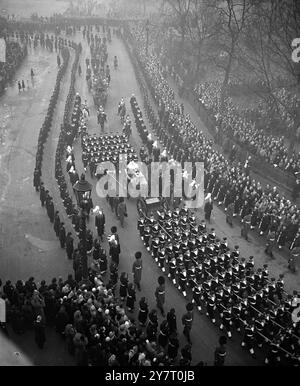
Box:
left=73, top=173, right=92, bottom=284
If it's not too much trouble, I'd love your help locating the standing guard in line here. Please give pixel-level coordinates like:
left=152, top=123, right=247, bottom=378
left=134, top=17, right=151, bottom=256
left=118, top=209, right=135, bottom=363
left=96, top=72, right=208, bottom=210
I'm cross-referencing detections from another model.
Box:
left=182, top=303, right=194, bottom=344
left=214, top=336, right=227, bottom=366
left=155, top=276, right=166, bottom=316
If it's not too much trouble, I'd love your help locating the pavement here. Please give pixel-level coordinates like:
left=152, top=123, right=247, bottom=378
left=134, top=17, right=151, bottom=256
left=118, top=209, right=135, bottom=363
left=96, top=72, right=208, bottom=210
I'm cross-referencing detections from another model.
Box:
left=0, top=26, right=297, bottom=367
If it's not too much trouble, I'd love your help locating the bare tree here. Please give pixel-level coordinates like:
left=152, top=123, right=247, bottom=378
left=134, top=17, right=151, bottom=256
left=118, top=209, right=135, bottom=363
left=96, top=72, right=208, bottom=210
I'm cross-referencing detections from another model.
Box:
left=162, top=0, right=193, bottom=54
left=187, top=0, right=221, bottom=81
left=213, top=0, right=253, bottom=107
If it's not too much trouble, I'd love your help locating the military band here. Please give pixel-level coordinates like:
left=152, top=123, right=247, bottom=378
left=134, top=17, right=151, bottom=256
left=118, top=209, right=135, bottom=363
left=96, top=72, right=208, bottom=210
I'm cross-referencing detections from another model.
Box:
left=137, top=205, right=300, bottom=364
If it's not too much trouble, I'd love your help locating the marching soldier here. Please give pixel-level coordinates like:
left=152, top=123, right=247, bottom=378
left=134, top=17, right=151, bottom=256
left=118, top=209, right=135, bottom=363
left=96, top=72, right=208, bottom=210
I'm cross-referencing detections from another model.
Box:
left=264, top=338, right=282, bottom=366
left=178, top=267, right=188, bottom=297
left=242, top=211, right=252, bottom=241
left=143, top=224, right=151, bottom=251
left=241, top=320, right=256, bottom=358
left=290, top=231, right=300, bottom=250
left=132, top=251, right=143, bottom=291
left=155, top=276, right=166, bottom=316
left=214, top=336, right=227, bottom=366
left=182, top=303, right=194, bottom=344
left=158, top=246, right=166, bottom=272
left=246, top=256, right=255, bottom=276
left=137, top=213, right=146, bottom=239
left=192, top=283, right=203, bottom=312
left=226, top=202, right=234, bottom=227
left=158, top=320, right=170, bottom=349
left=262, top=264, right=269, bottom=285
left=151, top=235, right=160, bottom=261
left=168, top=256, right=177, bottom=285
left=255, top=314, right=266, bottom=348
left=138, top=297, right=149, bottom=327
left=206, top=290, right=217, bottom=324
left=265, top=228, right=276, bottom=258
left=232, top=300, right=242, bottom=332
left=277, top=225, right=288, bottom=250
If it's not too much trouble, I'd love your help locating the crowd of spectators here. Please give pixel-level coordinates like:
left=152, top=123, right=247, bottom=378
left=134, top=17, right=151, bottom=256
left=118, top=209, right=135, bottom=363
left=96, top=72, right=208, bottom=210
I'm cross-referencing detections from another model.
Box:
left=193, top=81, right=300, bottom=176
left=0, top=40, right=27, bottom=95
left=0, top=273, right=198, bottom=366
left=121, top=25, right=300, bottom=364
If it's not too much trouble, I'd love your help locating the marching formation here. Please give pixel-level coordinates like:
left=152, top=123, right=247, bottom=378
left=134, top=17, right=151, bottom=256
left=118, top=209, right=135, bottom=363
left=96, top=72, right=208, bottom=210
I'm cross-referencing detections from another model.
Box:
left=137, top=206, right=300, bottom=365
left=1, top=9, right=300, bottom=368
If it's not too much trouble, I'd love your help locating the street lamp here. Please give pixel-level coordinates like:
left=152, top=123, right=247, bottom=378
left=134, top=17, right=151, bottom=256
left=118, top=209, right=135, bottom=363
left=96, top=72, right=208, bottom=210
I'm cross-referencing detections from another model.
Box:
left=73, top=173, right=92, bottom=283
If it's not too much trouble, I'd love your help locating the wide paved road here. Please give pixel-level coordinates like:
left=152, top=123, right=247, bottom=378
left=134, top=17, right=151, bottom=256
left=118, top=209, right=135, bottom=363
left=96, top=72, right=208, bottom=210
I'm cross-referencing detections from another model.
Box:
left=1, top=27, right=292, bottom=365
left=0, top=42, right=76, bottom=365
left=68, top=31, right=259, bottom=366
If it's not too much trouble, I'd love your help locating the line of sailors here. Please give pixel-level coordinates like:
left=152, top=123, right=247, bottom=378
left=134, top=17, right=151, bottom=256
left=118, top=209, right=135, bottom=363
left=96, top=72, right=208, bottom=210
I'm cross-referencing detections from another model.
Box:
left=55, top=43, right=82, bottom=223
left=32, top=42, right=84, bottom=266
left=136, top=206, right=300, bottom=365
left=81, top=133, right=138, bottom=178
left=205, top=166, right=300, bottom=253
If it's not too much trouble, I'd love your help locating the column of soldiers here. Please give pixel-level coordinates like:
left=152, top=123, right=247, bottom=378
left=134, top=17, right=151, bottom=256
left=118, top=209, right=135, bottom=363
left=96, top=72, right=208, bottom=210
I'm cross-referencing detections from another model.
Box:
left=80, top=133, right=138, bottom=180
left=125, top=28, right=300, bottom=270
left=53, top=45, right=97, bottom=283
left=32, top=39, right=71, bottom=260
left=137, top=206, right=300, bottom=365
left=32, top=36, right=88, bottom=279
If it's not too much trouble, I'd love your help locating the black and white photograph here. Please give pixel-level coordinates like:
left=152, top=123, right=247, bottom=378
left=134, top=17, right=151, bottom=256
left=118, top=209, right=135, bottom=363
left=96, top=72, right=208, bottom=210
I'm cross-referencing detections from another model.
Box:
left=0, top=0, right=299, bottom=370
